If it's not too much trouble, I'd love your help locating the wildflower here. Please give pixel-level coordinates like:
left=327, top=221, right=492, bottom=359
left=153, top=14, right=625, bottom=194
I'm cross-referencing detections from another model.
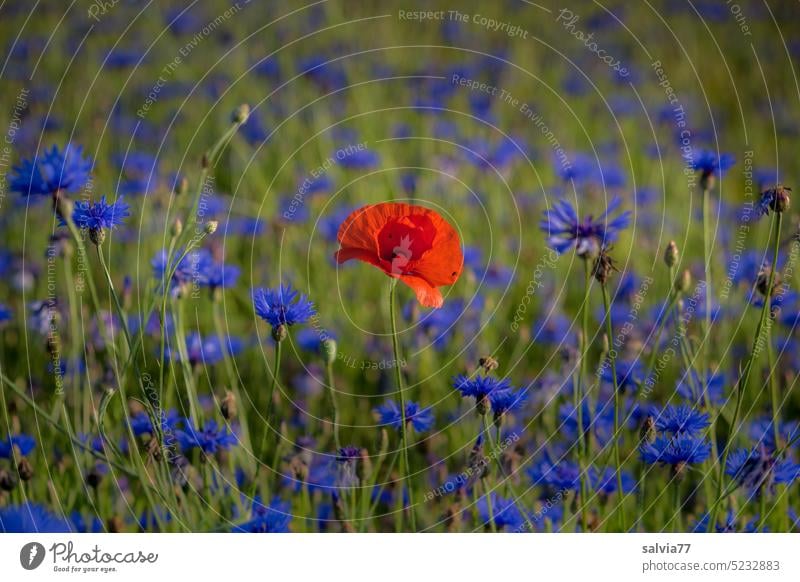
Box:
left=59, top=195, right=130, bottom=245
left=175, top=419, right=237, bottom=454
left=601, top=358, right=644, bottom=393
left=691, top=149, right=735, bottom=189
left=654, top=404, right=710, bottom=436
left=756, top=185, right=791, bottom=217
left=151, top=247, right=216, bottom=296
left=0, top=502, right=72, bottom=533
left=10, top=144, right=92, bottom=198
left=453, top=374, right=511, bottom=414
left=477, top=493, right=525, bottom=531
left=726, top=446, right=799, bottom=496
left=527, top=454, right=581, bottom=491
left=589, top=467, right=636, bottom=494
left=334, top=202, right=463, bottom=308
left=539, top=197, right=630, bottom=258
left=640, top=433, right=711, bottom=470
left=252, top=283, right=316, bottom=341
left=335, top=445, right=362, bottom=488
left=0, top=434, right=36, bottom=458
left=488, top=388, right=527, bottom=420
left=234, top=496, right=291, bottom=533
left=163, top=333, right=242, bottom=366
left=375, top=400, right=434, bottom=433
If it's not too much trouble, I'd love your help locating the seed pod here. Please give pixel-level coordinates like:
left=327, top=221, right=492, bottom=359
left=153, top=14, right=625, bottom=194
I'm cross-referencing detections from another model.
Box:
left=17, top=458, right=34, bottom=481
left=675, top=269, right=691, bottom=294
left=220, top=390, right=237, bottom=420
left=479, top=356, right=499, bottom=373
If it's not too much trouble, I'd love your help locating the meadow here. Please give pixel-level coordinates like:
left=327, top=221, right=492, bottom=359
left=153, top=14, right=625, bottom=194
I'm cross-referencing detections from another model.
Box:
left=0, top=0, right=799, bottom=533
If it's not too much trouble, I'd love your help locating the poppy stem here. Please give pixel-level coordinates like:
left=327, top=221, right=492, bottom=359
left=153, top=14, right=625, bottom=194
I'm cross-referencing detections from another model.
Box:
left=389, top=279, right=416, bottom=532
left=709, top=212, right=782, bottom=530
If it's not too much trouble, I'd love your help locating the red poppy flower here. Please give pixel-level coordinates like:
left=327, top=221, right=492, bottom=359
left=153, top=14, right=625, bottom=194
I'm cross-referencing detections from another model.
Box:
left=334, top=202, right=463, bottom=308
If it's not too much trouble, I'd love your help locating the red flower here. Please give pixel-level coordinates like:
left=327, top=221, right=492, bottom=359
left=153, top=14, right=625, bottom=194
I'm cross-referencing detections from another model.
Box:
left=334, top=202, right=463, bottom=308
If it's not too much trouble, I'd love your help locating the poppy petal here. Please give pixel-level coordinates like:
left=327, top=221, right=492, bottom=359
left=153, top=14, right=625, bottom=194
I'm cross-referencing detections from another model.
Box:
left=399, top=274, right=444, bottom=308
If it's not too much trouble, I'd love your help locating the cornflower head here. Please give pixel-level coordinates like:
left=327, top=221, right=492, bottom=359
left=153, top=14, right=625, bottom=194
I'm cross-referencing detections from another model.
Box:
left=639, top=433, right=711, bottom=476
left=755, top=185, right=791, bottom=217
left=487, top=387, right=527, bottom=425
left=601, top=358, right=643, bottom=393
left=0, top=433, right=36, bottom=458
left=477, top=493, right=524, bottom=531
left=0, top=502, right=71, bottom=533
left=59, top=195, right=130, bottom=245
left=175, top=419, right=237, bottom=454
left=726, top=446, right=799, bottom=496
left=691, top=149, right=735, bottom=190
left=233, top=496, right=292, bottom=533
left=10, top=144, right=92, bottom=199
left=374, top=400, right=434, bottom=433
left=452, top=374, right=511, bottom=415
left=654, top=404, right=710, bottom=436
left=152, top=247, right=216, bottom=297
left=252, top=283, right=316, bottom=341
left=527, top=453, right=581, bottom=491
left=539, top=196, right=630, bottom=258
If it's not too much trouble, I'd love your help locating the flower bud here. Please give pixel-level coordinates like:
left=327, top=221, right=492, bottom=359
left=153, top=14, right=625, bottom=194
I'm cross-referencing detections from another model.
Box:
left=664, top=241, right=679, bottom=268
left=17, top=458, right=34, bottom=481
left=232, top=103, right=251, bottom=124
left=675, top=269, right=691, bottom=294
left=272, top=324, right=288, bottom=342
left=171, top=218, right=183, bottom=237
left=204, top=220, right=218, bottom=235
left=221, top=390, right=237, bottom=420
left=756, top=266, right=781, bottom=297
left=175, top=176, right=189, bottom=196
left=322, top=338, right=337, bottom=364
left=89, top=227, right=106, bottom=246
left=767, top=185, right=791, bottom=214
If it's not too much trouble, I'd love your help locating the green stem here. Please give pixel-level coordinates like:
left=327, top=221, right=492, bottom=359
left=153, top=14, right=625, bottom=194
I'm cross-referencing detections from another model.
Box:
left=325, top=358, right=341, bottom=450
left=251, top=338, right=283, bottom=499
left=389, top=279, right=416, bottom=532
left=709, top=212, right=782, bottom=530
left=601, top=283, right=627, bottom=532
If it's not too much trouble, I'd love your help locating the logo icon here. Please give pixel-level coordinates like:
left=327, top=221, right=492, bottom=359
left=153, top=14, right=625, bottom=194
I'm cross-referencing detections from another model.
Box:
left=20, top=542, right=46, bottom=570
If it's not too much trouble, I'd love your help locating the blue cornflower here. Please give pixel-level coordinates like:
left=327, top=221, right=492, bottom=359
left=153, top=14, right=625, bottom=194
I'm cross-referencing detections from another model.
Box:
left=655, top=404, right=710, bottom=436
left=755, top=185, right=791, bottom=217
left=295, top=326, right=336, bottom=353
left=691, top=149, right=735, bottom=177
left=234, top=496, right=292, bottom=533
left=749, top=418, right=800, bottom=453
left=590, top=467, right=636, bottom=495
left=0, top=503, right=72, bottom=533
left=0, top=433, right=36, bottom=458
left=10, top=144, right=92, bottom=197
left=207, top=262, right=240, bottom=290
left=601, top=358, right=644, bottom=392
left=175, top=419, right=237, bottom=454
left=152, top=247, right=216, bottom=296
left=527, top=454, right=581, bottom=491
left=488, top=388, right=527, bottom=418
left=252, top=284, right=316, bottom=335
left=640, top=434, right=711, bottom=467
left=60, top=195, right=130, bottom=241
left=477, top=493, right=525, bottom=531
left=539, top=197, right=631, bottom=257
left=163, top=333, right=242, bottom=366
left=0, top=303, right=11, bottom=324
left=676, top=369, right=726, bottom=407
left=374, top=400, right=434, bottom=433
left=726, top=447, right=799, bottom=495
left=453, top=374, right=511, bottom=413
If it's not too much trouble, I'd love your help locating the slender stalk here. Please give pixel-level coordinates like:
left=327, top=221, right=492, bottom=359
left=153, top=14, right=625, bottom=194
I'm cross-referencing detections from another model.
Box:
left=601, top=283, right=627, bottom=531
left=389, top=279, right=416, bottom=532
left=671, top=479, right=683, bottom=532
left=574, top=260, right=592, bottom=531
left=325, top=357, right=341, bottom=450
left=251, top=338, right=283, bottom=499
left=709, top=213, right=782, bottom=529
left=702, top=187, right=713, bottom=406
